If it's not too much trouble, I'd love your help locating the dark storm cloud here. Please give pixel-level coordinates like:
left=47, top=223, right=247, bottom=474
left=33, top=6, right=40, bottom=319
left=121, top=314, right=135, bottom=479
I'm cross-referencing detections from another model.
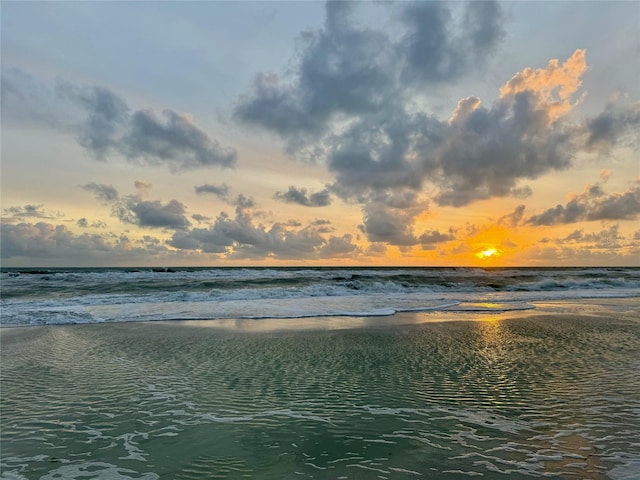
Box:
left=80, top=183, right=120, bottom=203
left=527, top=183, right=640, bottom=225
left=4, top=68, right=237, bottom=172
left=194, top=183, right=231, bottom=199
left=274, top=186, right=332, bottom=207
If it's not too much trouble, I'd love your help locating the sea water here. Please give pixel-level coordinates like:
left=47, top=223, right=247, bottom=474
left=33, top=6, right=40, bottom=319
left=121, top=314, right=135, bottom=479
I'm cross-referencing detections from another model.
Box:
left=1, top=268, right=639, bottom=479
left=1, top=267, right=639, bottom=326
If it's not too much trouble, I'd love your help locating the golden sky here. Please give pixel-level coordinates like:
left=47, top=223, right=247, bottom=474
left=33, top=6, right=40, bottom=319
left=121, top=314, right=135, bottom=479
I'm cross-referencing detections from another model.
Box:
left=1, top=1, right=638, bottom=267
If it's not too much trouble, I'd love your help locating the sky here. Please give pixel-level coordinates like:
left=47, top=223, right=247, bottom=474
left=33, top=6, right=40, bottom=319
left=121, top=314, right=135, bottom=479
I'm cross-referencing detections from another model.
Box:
left=1, top=1, right=639, bottom=267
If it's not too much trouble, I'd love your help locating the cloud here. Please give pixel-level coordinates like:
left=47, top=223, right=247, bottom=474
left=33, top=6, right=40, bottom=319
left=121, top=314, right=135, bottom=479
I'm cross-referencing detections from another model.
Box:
left=80, top=182, right=120, bottom=203
left=274, top=186, right=331, bottom=207
left=80, top=182, right=191, bottom=230
left=510, top=186, right=533, bottom=199
left=77, top=218, right=107, bottom=228
left=432, top=52, right=588, bottom=206
left=399, top=1, right=505, bottom=84
left=134, top=181, right=153, bottom=197
left=357, top=190, right=455, bottom=248
left=365, top=242, right=387, bottom=257
left=2, top=204, right=62, bottom=221
left=193, top=184, right=254, bottom=210
left=122, top=109, right=236, bottom=171
left=325, top=49, right=585, bottom=208
left=560, top=225, right=623, bottom=248
left=1, top=67, right=76, bottom=129
left=304, top=219, right=333, bottom=233
left=234, top=1, right=395, bottom=146
left=1, top=222, right=110, bottom=259
left=234, top=1, right=505, bottom=147
left=498, top=49, right=587, bottom=122
left=234, top=1, right=594, bottom=226
left=527, top=242, right=639, bottom=266
left=498, top=204, right=526, bottom=227
left=57, top=82, right=130, bottom=158
left=233, top=194, right=255, bottom=209
left=360, top=204, right=418, bottom=246
left=3, top=68, right=237, bottom=172
left=527, top=182, right=640, bottom=225
left=168, top=204, right=360, bottom=260
left=195, top=183, right=231, bottom=199
left=192, top=214, right=212, bottom=224
left=527, top=223, right=639, bottom=266
left=113, top=199, right=191, bottom=230
left=419, top=229, right=455, bottom=248
left=358, top=189, right=428, bottom=245
left=599, top=169, right=612, bottom=182
left=0, top=221, right=172, bottom=263
left=317, top=234, right=361, bottom=258
left=583, top=102, right=640, bottom=151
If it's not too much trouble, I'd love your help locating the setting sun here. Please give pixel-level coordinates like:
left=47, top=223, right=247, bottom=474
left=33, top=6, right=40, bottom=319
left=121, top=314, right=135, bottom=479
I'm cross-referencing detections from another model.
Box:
left=476, top=248, right=500, bottom=260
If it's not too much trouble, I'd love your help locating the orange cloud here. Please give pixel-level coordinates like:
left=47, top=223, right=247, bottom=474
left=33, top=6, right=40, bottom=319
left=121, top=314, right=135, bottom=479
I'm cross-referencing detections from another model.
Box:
left=449, top=96, right=482, bottom=124
left=499, top=49, right=588, bottom=122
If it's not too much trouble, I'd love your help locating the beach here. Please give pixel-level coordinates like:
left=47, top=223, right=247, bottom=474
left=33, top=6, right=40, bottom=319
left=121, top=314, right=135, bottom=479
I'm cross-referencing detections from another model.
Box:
left=2, top=298, right=639, bottom=479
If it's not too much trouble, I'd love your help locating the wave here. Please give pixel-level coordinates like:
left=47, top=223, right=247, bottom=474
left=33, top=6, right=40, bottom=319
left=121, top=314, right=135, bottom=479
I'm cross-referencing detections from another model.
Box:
left=1, top=267, right=638, bottom=326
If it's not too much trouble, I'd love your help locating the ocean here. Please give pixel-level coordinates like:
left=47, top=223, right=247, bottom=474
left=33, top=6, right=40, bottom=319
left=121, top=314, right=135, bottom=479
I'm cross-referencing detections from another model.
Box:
left=1, top=267, right=639, bottom=479
left=1, top=267, right=639, bottom=326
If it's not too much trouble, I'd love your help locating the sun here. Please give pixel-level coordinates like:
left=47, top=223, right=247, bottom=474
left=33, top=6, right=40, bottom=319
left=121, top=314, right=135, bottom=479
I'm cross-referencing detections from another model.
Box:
left=475, top=247, right=500, bottom=260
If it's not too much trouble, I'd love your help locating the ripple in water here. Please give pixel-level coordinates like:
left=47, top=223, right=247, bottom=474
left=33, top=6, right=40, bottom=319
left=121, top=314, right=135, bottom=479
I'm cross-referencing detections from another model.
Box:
left=2, top=313, right=640, bottom=479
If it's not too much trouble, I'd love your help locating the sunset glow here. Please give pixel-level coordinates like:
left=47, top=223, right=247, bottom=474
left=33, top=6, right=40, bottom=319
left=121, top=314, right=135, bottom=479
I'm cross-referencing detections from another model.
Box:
left=476, top=248, right=500, bottom=260
left=1, top=2, right=638, bottom=267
